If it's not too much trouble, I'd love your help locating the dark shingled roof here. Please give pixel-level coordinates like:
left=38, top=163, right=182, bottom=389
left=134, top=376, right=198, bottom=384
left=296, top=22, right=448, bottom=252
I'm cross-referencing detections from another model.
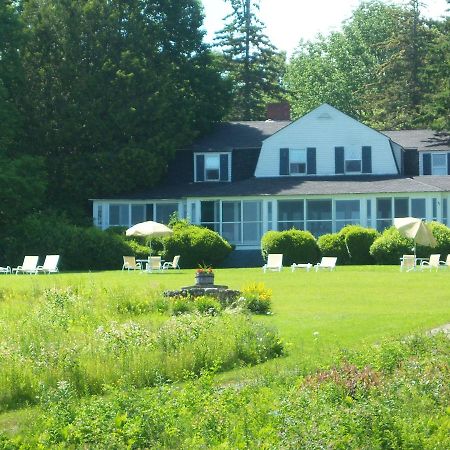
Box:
left=185, top=122, right=449, bottom=153
left=383, top=130, right=450, bottom=152
left=94, top=176, right=450, bottom=200
left=187, top=121, right=290, bottom=151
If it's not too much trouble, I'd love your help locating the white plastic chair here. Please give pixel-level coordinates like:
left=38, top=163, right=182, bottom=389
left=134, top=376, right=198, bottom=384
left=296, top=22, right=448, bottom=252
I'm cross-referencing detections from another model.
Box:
left=36, top=255, right=60, bottom=274
left=12, top=256, right=39, bottom=274
left=400, top=255, right=416, bottom=272
left=122, top=256, right=141, bottom=271
left=162, top=255, right=180, bottom=270
left=146, top=256, right=162, bottom=272
left=0, top=266, right=11, bottom=274
left=262, top=254, right=283, bottom=272
left=314, top=257, right=337, bottom=272
left=420, top=254, right=441, bottom=271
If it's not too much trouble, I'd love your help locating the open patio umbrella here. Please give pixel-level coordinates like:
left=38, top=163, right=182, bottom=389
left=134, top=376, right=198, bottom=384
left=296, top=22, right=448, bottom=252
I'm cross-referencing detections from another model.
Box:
left=394, top=217, right=437, bottom=253
left=126, top=221, right=173, bottom=255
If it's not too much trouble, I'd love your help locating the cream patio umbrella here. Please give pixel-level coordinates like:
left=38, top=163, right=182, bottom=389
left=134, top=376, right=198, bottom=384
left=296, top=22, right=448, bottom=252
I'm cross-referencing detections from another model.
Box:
left=394, top=217, right=437, bottom=254
left=126, top=221, right=173, bottom=255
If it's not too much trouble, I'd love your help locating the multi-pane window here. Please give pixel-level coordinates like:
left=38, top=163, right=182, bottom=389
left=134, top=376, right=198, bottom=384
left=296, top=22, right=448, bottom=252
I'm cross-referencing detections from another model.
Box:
left=205, top=155, right=220, bottom=180
left=432, top=154, right=447, bottom=175
left=432, top=198, right=438, bottom=221
left=222, top=201, right=241, bottom=243
left=200, top=201, right=220, bottom=232
left=345, top=148, right=362, bottom=173
left=394, top=198, right=409, bottom=218
left=443, top=198, right=448, bottom=225
left=131, top=205, right=145, bottom=225
left=277, top=200, right=304, bottom=231
left=156, top=203, right=178, bottom=224
left=290, top=149, right=306, bottom=174
left=367, top=199, right=372, bottom=228
left=306, top=200, right=332, bottom=236
left=335, top=200, right=360, bottom=231
left=243, top=202, right=262, bottom=244
left=376, top=198, right=392, bottom=231
left=97, top=205, right=103, bottom=227
left=109, top=204, right=129, bottom=226
left=411, top=198, right=426, bottom=220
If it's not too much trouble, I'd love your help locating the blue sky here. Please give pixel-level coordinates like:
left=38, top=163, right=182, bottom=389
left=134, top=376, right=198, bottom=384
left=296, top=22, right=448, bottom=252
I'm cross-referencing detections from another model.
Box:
left=200, top=0, right=449, bottom=56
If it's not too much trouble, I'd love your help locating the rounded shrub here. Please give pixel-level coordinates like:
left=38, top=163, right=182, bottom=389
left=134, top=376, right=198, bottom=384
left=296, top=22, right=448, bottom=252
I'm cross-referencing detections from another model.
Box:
left=163, top=225, right=232, bottom=268
left=317, top=233, right=349, bottom=265
left=426, top=222, right=450, bottom=259
left=369, top=227, right=414, bottom=265
left=194, top=296, right=222, bottom=316
left=261, top=229, right=320, bottom=266
left=341, top=225, right=379, bottom=265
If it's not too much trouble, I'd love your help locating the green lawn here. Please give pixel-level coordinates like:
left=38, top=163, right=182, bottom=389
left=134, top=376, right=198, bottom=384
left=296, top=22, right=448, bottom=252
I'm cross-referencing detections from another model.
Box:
left=0, top=266, right=449, bottom=436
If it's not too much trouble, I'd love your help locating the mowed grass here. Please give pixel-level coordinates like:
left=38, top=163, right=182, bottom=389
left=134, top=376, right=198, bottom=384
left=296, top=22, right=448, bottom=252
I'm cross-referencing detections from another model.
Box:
left=1, top=266, right=448, bottom=376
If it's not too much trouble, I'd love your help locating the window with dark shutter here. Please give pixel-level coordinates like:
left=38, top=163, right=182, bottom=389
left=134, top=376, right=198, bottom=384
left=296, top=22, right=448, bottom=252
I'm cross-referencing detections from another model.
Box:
left=335, top=147, right=344, bottom=174
left=422, top=153, right=431, bottom=175
left=362, top=146, right=372, bottom=173
left=307, top=148, right=316, bottom=175
left=196, top=154, right=205, bottom=181
left=220, top=154, right=229, bottom=181
left=280, top=148, right=289, bottom=175
left=447, top=153, right=450, bottom=175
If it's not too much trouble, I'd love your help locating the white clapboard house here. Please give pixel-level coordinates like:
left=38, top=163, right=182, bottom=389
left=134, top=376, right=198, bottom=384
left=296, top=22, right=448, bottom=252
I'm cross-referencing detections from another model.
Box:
left=92, top=103, right=450, bottom=263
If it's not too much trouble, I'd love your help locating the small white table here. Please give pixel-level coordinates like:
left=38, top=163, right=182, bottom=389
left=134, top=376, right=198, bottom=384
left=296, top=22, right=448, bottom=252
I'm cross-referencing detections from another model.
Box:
left=291, top=263, right=313, bottom=272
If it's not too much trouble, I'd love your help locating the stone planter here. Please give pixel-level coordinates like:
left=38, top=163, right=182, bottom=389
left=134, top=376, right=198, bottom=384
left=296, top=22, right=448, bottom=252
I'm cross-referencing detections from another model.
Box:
left=195, top=272, right=214, bottom=286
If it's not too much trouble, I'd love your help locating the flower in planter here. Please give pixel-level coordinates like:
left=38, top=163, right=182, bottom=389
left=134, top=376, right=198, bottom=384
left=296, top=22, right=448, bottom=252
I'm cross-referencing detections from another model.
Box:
left=196, top=264, right=214, bottom=275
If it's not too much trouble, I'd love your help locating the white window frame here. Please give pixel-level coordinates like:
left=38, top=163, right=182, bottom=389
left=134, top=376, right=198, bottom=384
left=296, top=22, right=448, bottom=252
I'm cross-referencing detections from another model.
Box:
left=289, top=149, right=307, bottom=175
left=345, top=147, right=362, bottom=174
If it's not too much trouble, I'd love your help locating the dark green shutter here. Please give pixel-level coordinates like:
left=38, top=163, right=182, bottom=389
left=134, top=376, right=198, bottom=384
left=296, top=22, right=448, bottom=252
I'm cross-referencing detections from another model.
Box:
left=280, top=148, right=289, bottom=175
left=220, top=154, right=229, bottom=181
left=447, top=153, right=450, bottom=175
left=362, top=146, right=372, bottom=173
left=335, top=147, right=344, bottom=174
left=307, top=147, right=316, bottom=174
left=422, top=153, right=431, bottom=175
left=196, top=154, right=205, bottom=181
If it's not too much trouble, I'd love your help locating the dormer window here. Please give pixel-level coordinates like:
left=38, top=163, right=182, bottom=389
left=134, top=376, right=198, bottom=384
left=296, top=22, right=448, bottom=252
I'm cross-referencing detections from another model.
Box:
left=345, top=148, right=362, bottom=173
left=432, top=154, right=447, bottom=175
left=335, top=146, right=372, bottom=174
left=290, top=149, right=306, bottom=174
left=195, top=153, right=230, bottom=182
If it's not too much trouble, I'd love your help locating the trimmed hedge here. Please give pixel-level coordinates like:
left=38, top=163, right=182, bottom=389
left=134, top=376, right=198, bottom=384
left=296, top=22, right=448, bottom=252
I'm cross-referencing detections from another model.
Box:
left=163, top=224, right=232, bottom=268
left=261, top=229, right=320, bottom=266
left=341, top=225, right=379, bottom=265
left=317, top=233, right=349, bottom=264
left=427, top=222, right=450, bottom=259
left=2, top=214, right=143, bottom=270
left=369, top=227, right=414, bottom=265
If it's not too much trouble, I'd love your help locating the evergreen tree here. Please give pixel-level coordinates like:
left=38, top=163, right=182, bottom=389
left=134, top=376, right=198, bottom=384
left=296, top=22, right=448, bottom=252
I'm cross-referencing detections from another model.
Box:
left=214, top=0, right=285, bottom=120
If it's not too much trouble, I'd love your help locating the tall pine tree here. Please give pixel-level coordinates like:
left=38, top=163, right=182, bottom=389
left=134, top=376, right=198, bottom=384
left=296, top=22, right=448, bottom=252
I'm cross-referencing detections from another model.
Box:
left=214, top=0, right=285, bottom=120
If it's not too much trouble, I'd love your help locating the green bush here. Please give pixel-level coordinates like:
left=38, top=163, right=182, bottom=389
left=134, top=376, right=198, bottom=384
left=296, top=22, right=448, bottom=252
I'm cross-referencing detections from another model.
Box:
left=242, top=283, right=272, bottom=314
left=163, top=224, right=232, bottom=268
left=370, top=227, right=414, bottom=264
left=317, top=233, right=349, bottom=264
left=4, top=213, right=136, bottom=270
left=172, top=297, right=195, bottom=315
left=342, top=225, right=379, bottom=265
left=194, top=296, right=222, bottom=315
left=261, top=229, right=320, bottom=266
left=426, top=222, right=450, bottom=259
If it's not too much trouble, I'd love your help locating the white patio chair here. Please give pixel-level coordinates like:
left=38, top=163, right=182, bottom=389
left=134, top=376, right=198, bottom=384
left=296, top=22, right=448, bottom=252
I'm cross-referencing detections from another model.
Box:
left=420, top=254, right=441, bottom=271
left=439, top=254, right=450, bottom=268
left=400, top=254, right=416, bottom=272
left=12, top=256, right=39, bottom=274
left=146, top=256, right=162, bottom=272
left=162, top=255, right=180, bottom=270
left=36, top=255, right=60, bottom=274
left=122, top=256, right=141, bottom=271
left=262, top=254, right=283, bottom=272
left=0, top=266, right=11, bottom=274
left=314, top=257, right=337, bottom=272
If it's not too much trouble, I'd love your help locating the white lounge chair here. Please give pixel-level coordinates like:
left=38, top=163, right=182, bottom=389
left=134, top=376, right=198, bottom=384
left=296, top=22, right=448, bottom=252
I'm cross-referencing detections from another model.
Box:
left=400, top=254, right=416, bottom=272
left=420, top=254, right=441, bottom=271
left=0, top=266, right=11, bottom=274
left=314, top=257, right=337, bottom=271
left=162, top=255, right=180, bottom=270
left=12, top=256, right=39, bottom=275
left=36, top=255, right=60, bottom=274
left=122, top=256, right=142, bottom=271
left=262, top=254, right=283, bottom=272
left=439, top=254, right=450, bottom=268
left=146, top=256, right=162, bottom=272
left=291, top=263, right=313, bottom=272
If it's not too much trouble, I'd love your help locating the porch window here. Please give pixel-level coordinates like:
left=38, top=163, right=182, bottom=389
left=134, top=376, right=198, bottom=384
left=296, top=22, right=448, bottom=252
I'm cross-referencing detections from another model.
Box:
left=306, top=200, right=332, bottom=236
left=376, top=198, right=392, bottom=231
left=243, top=201, right=262, bottom=244
left=131, top=205, right=145, bottom=225
left=443, top=198, right=448, bottom=225
left=155, top=203, right=178, bottom=224
left=394, top=198, right=409, bottom=218
left=109, top=204, right=129, bottom=227
left=200, top=201, right=220, bottom=232
left=277, top=200, right=304, bottom=231
left=222, top=201, right=241, bottom=243
left=335, top=200, right=360, bottom=231
left=411, top=198, right=426, bottom=220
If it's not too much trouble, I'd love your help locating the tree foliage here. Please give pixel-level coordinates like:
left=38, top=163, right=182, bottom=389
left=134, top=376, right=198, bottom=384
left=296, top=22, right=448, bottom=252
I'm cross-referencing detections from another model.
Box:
left=17, top=0, right=230, bottom=220
left=214, top=0, right=285, bottom=120
left=285, top=0, right=449, bottom=130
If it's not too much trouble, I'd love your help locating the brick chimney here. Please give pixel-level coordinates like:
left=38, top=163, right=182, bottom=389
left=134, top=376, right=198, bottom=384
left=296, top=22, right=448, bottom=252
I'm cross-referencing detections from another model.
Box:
left=266, top=102, right=291, bottom=121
